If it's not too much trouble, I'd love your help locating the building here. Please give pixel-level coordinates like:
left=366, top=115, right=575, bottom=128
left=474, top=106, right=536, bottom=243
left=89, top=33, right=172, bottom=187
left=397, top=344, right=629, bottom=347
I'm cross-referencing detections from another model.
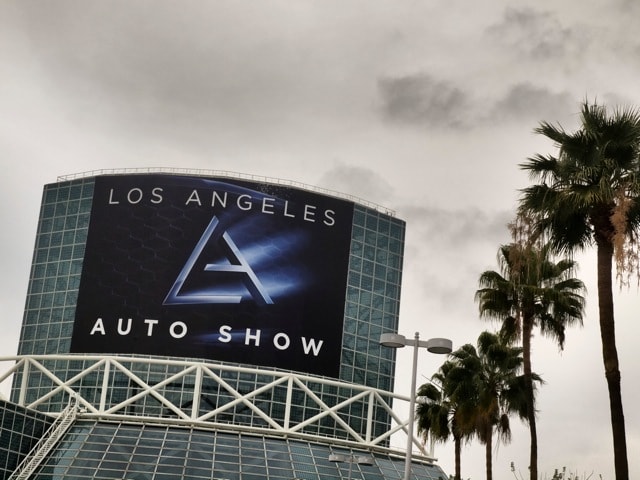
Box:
left=0, top=169, right=449, bottom=479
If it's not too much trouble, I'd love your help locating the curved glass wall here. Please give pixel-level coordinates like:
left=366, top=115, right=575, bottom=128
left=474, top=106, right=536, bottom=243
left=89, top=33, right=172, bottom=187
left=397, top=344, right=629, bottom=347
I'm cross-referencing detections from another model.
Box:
left=34, top=421, right=448, bottom=480
left=6, top=171, right=442, bottom=480
left=15, top=172, right=406, bottom=441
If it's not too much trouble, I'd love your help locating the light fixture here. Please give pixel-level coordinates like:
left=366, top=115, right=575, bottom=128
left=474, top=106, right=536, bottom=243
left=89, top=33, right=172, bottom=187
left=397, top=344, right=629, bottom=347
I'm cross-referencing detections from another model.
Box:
left=380, top=331, right=452, bottom=480
left=328, top=452, right=375, bottom=479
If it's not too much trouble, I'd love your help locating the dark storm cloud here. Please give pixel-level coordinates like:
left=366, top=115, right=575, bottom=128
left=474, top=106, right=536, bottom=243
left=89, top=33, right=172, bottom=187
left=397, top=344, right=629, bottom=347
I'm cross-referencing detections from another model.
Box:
left=377, top=73, right=470, bottom=129
left=376, top=72, right=576, bottom=129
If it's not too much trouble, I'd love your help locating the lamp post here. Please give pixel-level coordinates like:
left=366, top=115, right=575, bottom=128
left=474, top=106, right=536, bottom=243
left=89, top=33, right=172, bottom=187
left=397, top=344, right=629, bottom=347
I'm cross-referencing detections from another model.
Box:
left=379, top=332, right=452, bottom=480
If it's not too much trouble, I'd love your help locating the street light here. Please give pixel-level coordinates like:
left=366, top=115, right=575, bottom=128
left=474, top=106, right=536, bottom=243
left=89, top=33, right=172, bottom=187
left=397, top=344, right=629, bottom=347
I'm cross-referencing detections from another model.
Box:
left=380, top=332, right=452, bottom=480
left=329, top=453, right=374, bottom=480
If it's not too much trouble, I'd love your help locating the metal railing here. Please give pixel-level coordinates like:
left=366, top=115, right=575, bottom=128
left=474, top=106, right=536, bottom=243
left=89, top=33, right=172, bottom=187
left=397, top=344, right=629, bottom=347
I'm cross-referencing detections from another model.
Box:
left=55, top=168, right=397, bottom=216
left=8, top=396, right=80, bottom=480
left=0, top=355, right=432, bottom=462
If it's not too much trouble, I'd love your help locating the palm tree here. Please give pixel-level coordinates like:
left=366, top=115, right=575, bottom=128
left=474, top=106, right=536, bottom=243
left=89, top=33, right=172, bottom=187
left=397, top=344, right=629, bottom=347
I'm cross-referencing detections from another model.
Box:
left=445, top=331, right=536, bottom=480
left=475, top=241, right=586, bottom=480
left=416, top=362, right=474, bottom=480
left=519, top=101, right=640, bottom=480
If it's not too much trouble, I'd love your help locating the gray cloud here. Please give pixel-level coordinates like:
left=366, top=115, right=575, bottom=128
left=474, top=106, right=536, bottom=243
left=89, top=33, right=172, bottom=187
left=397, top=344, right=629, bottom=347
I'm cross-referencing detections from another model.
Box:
left=489, top=83, right=577, bottom=124
left=373, top=8, right=594, bottom=130
left=11, top=1, right=364, bottom=143
left=377, top=73, right=470, bottom=129
left=317, top=164, right=396, bottom=209
left=376, top=73, right=580, bottom=129
left=398, top=204, right=514, bottom=311
left=486, top=7, right=582, bottom=61
left=400, top=204, right=513, bottom=250
left=490, top=85, right=640, bottom=130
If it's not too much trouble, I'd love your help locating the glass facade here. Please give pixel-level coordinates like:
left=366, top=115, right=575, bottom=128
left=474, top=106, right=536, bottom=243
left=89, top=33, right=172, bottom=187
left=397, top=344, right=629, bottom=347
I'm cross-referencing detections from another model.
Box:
left=342, top=206, right=404, bottom=392
left=0, top=400, right=52, bottom=479
left=15, top=173, right=404, bottom=420
left=18, top=177, right=93, bottom=358
left=4, top=171, right=449, bottom=480
left=24, top=420, right=446, bottom=480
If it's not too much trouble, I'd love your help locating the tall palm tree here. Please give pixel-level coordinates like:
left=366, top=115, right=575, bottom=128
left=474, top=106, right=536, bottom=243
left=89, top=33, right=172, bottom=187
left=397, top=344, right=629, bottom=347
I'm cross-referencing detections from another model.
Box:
left=519, top=101, right=640, bottom=480
left=475, top=241, right=586, bottom=480
left=416, top=362, right=474, bottom=480
left=445, top=331, right=535, bottom=480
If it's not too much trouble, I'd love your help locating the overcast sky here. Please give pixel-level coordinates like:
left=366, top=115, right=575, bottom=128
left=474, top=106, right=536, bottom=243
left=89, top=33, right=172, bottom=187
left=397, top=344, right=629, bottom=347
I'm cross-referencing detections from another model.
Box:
left=3, top=1, right=640, bottom=478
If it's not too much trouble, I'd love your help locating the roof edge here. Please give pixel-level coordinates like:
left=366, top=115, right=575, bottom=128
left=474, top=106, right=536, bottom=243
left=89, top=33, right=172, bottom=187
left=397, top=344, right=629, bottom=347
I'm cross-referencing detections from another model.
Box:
left=56, top=167, right=396, bottom=217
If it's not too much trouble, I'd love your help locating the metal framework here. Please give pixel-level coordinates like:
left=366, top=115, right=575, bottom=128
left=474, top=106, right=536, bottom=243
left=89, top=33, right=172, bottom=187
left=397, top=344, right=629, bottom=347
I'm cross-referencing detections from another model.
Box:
left=0, top=355, right=434, bottom=463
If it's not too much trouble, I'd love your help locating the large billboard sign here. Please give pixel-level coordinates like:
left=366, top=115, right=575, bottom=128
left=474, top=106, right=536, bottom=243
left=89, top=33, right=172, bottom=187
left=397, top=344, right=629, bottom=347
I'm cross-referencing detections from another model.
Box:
left=70, top=174, right=354, bottom=377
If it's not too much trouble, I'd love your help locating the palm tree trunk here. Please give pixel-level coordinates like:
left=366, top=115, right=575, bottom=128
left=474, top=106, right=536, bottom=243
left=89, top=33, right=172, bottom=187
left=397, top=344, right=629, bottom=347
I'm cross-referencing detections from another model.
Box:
left=454, top=436, right=462, bottom=480
left=523, top=316, right=538, bottom=480
left=485, top=428, right=493, bottom=480
left=596, top=239, right=628, bottom=480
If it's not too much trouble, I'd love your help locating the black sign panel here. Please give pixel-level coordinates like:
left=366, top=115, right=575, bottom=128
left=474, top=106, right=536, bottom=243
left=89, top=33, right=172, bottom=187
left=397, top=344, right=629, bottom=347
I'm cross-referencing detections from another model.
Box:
left=70, top=174, right=354, bottom=377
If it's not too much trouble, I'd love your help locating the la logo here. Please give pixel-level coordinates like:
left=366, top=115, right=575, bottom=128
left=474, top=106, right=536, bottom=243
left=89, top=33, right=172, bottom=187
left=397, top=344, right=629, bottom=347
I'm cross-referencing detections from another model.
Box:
left=163, top=216, right=274, bottom=305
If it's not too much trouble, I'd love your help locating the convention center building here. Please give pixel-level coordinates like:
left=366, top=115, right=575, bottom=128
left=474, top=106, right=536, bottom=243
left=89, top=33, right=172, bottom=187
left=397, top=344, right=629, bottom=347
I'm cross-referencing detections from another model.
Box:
left=0, top=169, right=449, bottom=480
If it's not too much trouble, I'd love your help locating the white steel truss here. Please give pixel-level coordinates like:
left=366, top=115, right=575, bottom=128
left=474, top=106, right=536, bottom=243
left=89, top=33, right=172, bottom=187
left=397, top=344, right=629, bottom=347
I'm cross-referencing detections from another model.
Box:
left=0, top=355, right=434, bottom=462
